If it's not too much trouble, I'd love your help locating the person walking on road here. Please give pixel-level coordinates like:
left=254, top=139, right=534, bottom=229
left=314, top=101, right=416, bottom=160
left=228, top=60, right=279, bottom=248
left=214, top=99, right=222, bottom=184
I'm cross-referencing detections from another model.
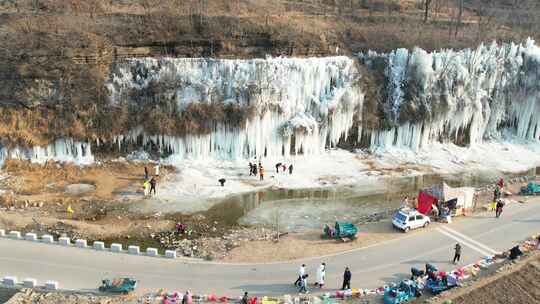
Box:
left=342, top=267, right=352, bottom=290
left=294, top=264, right=306, bottom=286
left=453, top=243, right=462, bottom=264
left=496, top=199, right=505, bottom=218
left=298, top=274, right=309, bottom=294
left=315, top=262, right=326, bottom=288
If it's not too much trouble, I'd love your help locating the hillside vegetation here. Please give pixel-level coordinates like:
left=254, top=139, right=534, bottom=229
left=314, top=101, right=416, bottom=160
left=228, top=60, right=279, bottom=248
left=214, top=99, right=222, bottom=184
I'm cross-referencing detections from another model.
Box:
left=1, top=0, right=540, bottom=147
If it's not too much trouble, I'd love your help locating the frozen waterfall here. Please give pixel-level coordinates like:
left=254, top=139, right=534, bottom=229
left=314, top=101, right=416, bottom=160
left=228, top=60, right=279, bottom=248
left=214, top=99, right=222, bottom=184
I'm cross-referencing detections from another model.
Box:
left=0, top=138, right=94, bottom=166
left=107, top=56, right=364, bottom=160
left=361, top=39, right=540, bottom=150
left=2, top=40, right=540, bottom=166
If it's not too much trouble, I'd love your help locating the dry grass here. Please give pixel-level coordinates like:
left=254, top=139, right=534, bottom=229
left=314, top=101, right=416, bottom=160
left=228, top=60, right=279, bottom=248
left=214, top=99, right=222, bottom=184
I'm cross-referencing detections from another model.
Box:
left=1, top=0, right=540, bottom=147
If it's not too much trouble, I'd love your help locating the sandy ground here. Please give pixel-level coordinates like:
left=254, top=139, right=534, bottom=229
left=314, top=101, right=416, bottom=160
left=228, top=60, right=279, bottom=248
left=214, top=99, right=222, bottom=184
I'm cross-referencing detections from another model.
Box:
left=0, top=160, right=176, bottom=245
left=429, top=251, right=540, bottom=304
left=4, top=288, right=141, bottom=304
left=222, top=220, right=403, bottom=263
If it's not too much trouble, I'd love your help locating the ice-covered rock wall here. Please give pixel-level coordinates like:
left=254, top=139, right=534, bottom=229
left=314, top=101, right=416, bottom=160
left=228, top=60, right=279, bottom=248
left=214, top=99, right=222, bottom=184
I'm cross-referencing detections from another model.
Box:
left=360, top=39, right=540, bottom=150
left=3, top=40, right=540, bottom=166
left=0, top=139, right=94, bottom=166
left=107, top=57, right=364, bottom=160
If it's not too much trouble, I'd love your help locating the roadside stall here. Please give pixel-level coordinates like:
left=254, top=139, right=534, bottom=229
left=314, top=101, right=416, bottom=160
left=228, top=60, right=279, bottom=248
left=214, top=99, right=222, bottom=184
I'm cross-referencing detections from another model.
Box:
left=419, top=182, right=475, bottom=219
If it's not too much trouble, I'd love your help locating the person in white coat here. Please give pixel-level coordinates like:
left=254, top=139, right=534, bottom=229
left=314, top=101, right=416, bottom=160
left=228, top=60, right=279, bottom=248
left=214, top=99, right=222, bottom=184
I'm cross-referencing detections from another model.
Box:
left=154, top=163, right=160, bottom=177
left=315, top=263, right=326, bottom=288
left=294, top=264, right=306, bottom=286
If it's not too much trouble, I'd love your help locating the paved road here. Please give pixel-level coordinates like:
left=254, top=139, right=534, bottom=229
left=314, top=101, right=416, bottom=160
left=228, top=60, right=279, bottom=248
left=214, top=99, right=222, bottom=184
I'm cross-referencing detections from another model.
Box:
left=1, top=198, right=539, bottom=296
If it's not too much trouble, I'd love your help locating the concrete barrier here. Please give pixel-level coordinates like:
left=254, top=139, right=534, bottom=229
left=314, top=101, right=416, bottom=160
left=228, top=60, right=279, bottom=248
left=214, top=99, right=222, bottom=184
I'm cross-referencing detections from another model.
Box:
left=42, top=235, right=54, bottom=243
left=0, top=229, right=5, bottom=237
left=25, top=233, right=38, bottom=241
left=110, top=243, right=122, bottom=253
left=2, top=276, right=17, bottom=286
left=23, top=278, right=37, bottom=288
left=93, top=241, right=105, bottom=251
left=128, top=245, right=140, bottom=255
left=165, top=250, right=176, bottom=259
left=59, top=237, right=70, bottom=246
left=146, top=248, right=158, bottom=257
left=45, top=281, right=59, bottom=290
left=9, top=231, right=21, bottom=239
left=75, top=239, right=87, bottom=248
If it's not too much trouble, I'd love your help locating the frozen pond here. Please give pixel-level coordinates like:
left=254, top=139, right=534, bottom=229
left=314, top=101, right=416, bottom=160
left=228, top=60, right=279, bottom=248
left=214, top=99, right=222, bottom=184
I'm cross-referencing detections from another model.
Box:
left=133, top=167, right=539, bottom=232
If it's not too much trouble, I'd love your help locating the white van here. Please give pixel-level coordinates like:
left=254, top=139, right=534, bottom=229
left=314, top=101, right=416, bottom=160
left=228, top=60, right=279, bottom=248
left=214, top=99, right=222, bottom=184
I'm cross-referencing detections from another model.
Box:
left=392, top=209, right=430, bottom=232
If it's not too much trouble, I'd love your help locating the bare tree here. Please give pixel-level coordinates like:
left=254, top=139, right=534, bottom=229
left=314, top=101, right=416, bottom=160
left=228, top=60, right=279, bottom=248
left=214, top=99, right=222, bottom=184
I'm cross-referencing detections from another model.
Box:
left=454, top=0, right=464, bottom=37
left=423, top=0, right=432, bottom=23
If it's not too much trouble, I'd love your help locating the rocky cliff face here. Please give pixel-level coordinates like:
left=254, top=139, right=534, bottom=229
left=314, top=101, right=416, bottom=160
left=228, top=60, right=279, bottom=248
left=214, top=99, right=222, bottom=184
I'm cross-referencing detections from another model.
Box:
left=1, top=40, right=540, bottom=164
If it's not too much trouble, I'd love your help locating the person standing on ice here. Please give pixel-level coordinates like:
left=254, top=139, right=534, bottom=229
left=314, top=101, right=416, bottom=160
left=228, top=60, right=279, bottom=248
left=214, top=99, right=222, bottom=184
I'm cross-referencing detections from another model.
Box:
left=249, top=162, right=254, bottom=176
left=275, top=162, right=282, bottom=173
left=315, top=262, right=326, bottom=288
left=288, top=164, right=293, bottom=174
left=282, top=163, right=287, bottom=172
left=154, top=162, right=160, bottom=177
left=149, top=177, right=157, bottom=195
left=260, top=166, right=265, bottom=181
left=143, top=180, right=150, bottom=196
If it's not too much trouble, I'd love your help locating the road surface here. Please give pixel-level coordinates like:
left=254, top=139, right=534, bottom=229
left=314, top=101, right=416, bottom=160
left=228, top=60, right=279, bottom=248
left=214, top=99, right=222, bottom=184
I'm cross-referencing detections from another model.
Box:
left=1, top=197, right=539, bottom=296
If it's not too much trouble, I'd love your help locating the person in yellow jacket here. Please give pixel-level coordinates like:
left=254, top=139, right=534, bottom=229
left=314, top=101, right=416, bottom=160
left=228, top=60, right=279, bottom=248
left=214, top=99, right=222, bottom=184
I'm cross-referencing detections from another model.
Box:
left=143, top=180, right=150, bottom=196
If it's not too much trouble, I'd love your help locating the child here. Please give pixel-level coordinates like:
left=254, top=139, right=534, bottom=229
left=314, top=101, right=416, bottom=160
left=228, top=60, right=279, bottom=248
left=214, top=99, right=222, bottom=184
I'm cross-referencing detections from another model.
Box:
left=143, top=180, right=150, bottom=196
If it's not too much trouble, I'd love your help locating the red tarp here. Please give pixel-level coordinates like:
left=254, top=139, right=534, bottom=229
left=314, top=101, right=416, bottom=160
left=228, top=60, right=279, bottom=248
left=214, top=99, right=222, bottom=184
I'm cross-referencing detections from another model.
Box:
left=417, top=191, right=438, bottom=215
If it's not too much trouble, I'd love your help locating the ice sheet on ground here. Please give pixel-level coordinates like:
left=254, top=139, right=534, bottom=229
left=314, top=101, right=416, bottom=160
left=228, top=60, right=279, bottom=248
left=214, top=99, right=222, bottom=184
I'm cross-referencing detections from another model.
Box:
left=143, top=140, right=540, bottom=214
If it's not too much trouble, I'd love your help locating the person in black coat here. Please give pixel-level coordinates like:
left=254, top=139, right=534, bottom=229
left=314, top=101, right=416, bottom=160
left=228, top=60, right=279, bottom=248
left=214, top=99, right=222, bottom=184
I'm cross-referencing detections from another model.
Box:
left=342, top=267, right=351, bottom=290
left=149, top=177, right=157, bottom=195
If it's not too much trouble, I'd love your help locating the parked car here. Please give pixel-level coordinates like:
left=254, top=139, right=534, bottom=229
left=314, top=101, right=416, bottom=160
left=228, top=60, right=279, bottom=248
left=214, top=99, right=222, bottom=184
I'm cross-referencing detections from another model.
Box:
left=392, top=209, right=430, bottom=232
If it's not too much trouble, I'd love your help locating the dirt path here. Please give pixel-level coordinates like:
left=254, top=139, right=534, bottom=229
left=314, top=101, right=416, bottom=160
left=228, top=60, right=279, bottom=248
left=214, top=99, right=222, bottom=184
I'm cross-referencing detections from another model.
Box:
left=221, top=220, right=402, bottom=263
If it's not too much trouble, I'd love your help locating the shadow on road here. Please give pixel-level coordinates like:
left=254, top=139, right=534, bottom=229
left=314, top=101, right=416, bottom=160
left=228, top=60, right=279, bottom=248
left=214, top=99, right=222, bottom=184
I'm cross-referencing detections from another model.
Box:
left=380, top=274, right=409, bottom=284
left=402, top=259, right=451, bottom=265
left=231, top=283, right=298, bottom=294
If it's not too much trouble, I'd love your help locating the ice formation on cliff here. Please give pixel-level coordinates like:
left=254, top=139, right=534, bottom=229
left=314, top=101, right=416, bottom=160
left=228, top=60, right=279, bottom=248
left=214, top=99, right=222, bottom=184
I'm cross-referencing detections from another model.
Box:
left=107, top=56, right=364, bottom=160
left=2, top=40, right=540, bottom=165
left=361, top=39, right=540, bottom=150
left=0, top=139, right=93, bottom=166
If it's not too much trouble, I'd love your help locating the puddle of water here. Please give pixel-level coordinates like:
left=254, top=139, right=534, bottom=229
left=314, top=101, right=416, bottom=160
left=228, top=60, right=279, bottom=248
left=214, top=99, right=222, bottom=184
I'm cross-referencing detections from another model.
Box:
left=134, top=167, right=539, bottom=232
